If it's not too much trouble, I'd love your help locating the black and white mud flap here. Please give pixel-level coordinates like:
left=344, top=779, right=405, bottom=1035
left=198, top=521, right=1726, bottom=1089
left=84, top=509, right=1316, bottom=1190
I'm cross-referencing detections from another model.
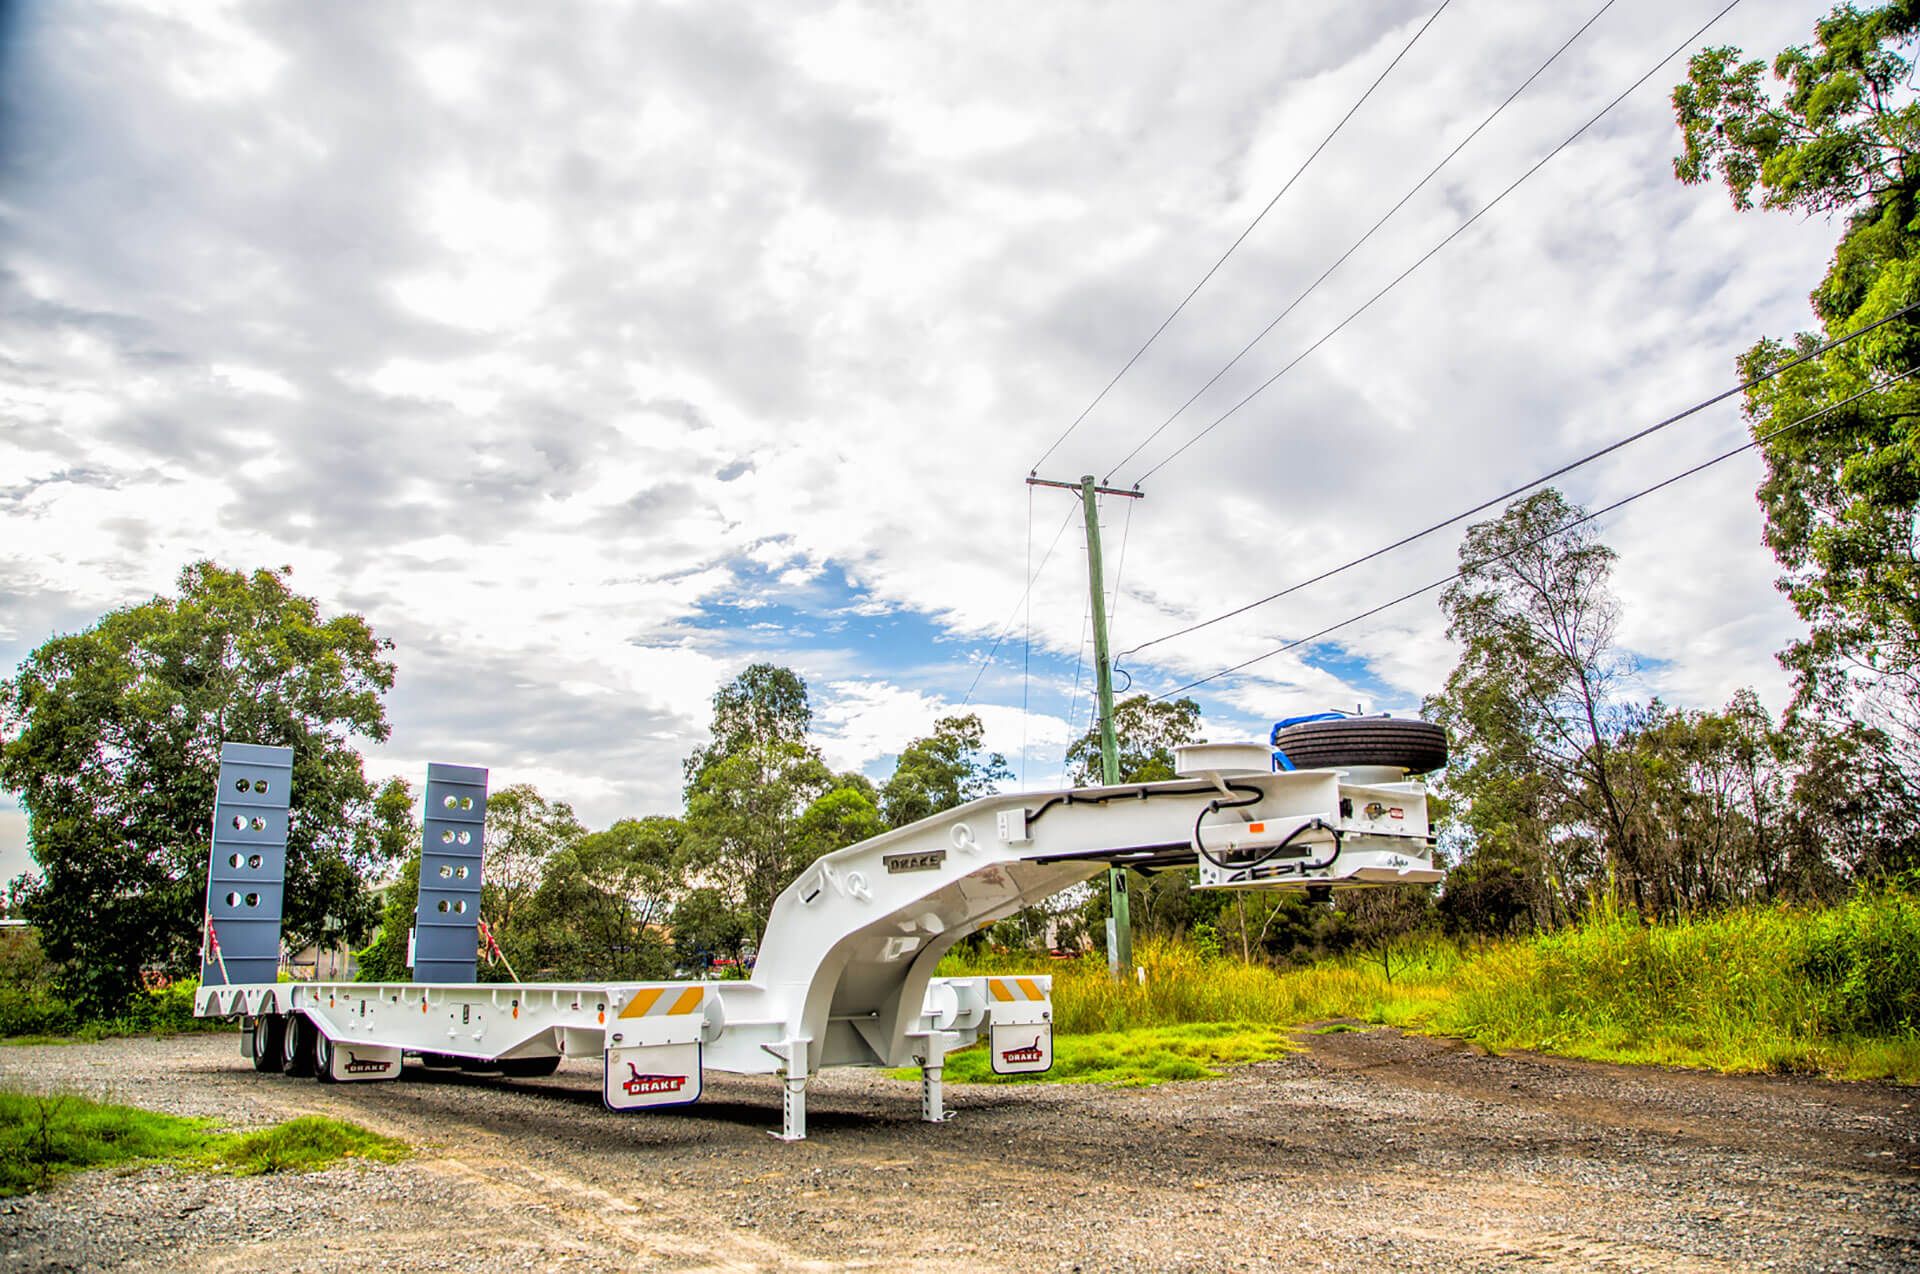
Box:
left=604, top=1043, right=703, bottom=1110
left=989, top=1022, right=1054, bottom=1075
left=328, top=1042, right=403, bottom=1082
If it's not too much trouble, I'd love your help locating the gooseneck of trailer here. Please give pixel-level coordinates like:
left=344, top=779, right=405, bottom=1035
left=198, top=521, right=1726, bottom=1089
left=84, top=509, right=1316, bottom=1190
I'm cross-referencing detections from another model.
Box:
left=196, top=731, right=1442, bottom=1140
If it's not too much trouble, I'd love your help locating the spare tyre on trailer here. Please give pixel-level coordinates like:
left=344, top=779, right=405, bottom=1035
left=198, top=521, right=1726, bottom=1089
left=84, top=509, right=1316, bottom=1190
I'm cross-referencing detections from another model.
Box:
left=1271, top=716, right=1447, bottom=775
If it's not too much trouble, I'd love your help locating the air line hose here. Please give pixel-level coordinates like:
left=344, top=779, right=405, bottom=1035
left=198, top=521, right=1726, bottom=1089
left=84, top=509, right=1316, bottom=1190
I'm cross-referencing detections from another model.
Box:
left=1190, top=781, right=1343, bottom=873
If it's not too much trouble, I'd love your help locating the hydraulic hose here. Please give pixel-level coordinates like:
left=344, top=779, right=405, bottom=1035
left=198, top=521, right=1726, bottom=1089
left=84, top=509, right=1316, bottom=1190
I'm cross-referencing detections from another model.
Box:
left=1190, top=782, right=1341, bottom=872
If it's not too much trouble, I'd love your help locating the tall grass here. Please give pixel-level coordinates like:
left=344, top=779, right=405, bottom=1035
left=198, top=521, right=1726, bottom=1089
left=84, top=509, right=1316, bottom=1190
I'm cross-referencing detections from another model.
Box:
left=942, top=937, right=1457, bottom=1034
left=941, top=887, right=1920, bottom=1083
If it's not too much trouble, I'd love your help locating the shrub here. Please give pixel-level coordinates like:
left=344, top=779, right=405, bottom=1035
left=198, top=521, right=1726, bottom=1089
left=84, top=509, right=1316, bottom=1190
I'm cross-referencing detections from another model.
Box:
left=0, top=984, right=78, bottom=1039
left=1803, top=884, right=1920, bottom=1037
left=0, top=929, right=77, bottom=1037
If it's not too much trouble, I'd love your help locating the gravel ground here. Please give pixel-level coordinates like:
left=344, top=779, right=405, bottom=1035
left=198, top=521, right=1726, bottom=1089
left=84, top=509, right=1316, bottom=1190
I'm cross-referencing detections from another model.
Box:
left=1, top=1027, right=1915, bottom=1272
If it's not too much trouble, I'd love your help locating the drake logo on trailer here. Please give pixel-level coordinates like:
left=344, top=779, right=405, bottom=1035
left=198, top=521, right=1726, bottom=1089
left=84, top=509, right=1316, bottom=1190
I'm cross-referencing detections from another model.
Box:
left=623, top=1063, right=687, bottom=1097
left=1000, top=1036, right=1045, bottom=1065
left=343, top=1050, right=392, bottom=1075
left=883, top=849, right=945, bottom=874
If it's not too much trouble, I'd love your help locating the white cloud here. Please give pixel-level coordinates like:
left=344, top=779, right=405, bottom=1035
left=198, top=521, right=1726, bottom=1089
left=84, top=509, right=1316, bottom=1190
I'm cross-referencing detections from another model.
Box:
left=0, top=0, right=1851, bottom=837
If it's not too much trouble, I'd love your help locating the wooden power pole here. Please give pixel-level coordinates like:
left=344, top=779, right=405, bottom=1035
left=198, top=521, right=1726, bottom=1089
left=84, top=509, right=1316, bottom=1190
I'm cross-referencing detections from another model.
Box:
left=1027, top=472, right=1144, bottom=976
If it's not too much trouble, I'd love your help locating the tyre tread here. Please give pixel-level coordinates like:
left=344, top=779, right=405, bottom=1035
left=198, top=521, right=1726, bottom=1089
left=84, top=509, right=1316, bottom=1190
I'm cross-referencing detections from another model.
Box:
left=1273, top=718, right=1447, bottom=774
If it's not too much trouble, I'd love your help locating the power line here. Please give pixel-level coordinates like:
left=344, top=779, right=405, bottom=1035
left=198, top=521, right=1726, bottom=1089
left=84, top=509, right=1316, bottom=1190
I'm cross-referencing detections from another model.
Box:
left=1148, top=364, right=1920, bottom=700
left=1020, top=481, right=1034, bottom=787
left=962, top=501, right=1079, bottom=706
left=1060, top=595, right=1093, bottom=784
left=1128, top=0, right=1745, bottom=485
left=1107, top=497, right=1138, bottom=641
left=1101, top=0, right=1620, bottom=484
left=1028, top=0, right=1456, bottom=474
left=1118, top=297, right=1920, bottom=660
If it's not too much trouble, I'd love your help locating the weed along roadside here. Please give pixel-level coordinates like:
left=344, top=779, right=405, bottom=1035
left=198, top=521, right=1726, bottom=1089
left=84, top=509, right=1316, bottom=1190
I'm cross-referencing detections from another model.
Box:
left=920, top=893, right=1920, bottom=1086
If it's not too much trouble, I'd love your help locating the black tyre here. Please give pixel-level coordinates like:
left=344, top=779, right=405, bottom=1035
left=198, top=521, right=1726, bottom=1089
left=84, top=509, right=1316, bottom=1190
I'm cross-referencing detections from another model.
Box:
left=417, top=1052, right=461, bottom=1069
left=499, top=1055, right=562, bottom=1078
left=282, top=1013, right=317, bottom=1078
left=313, top=1030, right=337, bottom=1083
left=250, top=1015, right=286, bottom=1074
left=457, top=1057, right=502, bottom=1074
left=1272, top=717, right=1448, bottom=775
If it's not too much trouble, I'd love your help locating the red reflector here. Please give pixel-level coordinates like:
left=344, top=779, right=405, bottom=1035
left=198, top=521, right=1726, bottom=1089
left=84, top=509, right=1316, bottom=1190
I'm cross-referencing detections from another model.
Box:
left=1248, top=822, right=1265, bottom=834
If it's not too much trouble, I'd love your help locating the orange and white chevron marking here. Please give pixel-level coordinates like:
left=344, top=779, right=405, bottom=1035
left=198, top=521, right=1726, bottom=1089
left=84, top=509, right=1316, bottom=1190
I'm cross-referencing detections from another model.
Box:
left=987, top=976, right=1049, bottom=1003
left=617, top=985, right=706, bottom=1020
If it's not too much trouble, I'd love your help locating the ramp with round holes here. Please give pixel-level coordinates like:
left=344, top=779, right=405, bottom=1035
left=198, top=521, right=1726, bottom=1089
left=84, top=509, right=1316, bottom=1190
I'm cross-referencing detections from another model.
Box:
left=200, top=742, right=294, bottom=987
left=414, top=762, right=489, bottom=982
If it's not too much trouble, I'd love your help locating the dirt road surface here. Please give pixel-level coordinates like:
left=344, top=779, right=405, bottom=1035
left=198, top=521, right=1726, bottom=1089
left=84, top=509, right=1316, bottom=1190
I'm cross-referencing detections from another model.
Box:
left=2, top=1027, right=1915, bottom=1271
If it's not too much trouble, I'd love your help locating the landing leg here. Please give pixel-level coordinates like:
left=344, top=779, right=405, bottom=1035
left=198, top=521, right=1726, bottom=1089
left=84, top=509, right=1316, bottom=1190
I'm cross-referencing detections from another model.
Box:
left=911, top=1030, right=955, bottom=1124
left=779, top=1073, right=808, bottom=1141
left=920, top=1063, right=949, bottom=1123
left=767, top=1037, right=812, bottom=1141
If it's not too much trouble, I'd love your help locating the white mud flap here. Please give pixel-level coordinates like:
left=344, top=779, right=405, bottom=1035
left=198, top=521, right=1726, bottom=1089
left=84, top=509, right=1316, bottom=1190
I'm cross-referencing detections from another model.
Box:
left=604, top=1043, right=703, bottom=1110
left=989, top=1022, right=1054, bottom=1075
left=328, top=1042, right=402, bottom=1082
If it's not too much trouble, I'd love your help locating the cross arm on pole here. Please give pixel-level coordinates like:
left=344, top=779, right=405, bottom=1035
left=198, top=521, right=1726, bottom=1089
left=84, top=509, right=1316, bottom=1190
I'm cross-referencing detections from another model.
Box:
left=1027, top=473, right=1145, bottom=499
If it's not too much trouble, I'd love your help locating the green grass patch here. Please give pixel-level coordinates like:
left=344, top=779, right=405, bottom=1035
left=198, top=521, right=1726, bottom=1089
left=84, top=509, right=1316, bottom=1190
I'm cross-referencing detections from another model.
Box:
left=206, top=1115, right=409, bottom=1176
left=0, top=1091, right=408, bottom=1196
left=890, top=1021, right=1296, bottom=1087
left=1, top=1090, right=216, bottom=1196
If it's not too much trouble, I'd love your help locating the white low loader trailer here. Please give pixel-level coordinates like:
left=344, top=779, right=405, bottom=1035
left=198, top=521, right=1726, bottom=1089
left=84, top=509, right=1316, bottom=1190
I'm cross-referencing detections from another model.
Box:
left=196, top=734, right=1441, bottom=1140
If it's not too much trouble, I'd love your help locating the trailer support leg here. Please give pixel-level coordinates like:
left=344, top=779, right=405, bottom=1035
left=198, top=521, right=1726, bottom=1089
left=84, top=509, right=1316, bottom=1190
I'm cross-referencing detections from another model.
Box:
left=779, top=1073, right=807, bottom=1141
left=767, top=1037, right=812, bottom=1142
left=920, top=1063, right=947, bottom=1123
left=913, top=1032, right=953, bottom=1123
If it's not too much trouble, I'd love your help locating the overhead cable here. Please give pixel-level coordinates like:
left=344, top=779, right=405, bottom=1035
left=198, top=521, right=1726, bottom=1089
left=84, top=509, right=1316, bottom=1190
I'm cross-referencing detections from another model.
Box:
left=962, top=501, right=1080, bottom=706
left=1027, top=0, right=1456, bottom=474
left=1128, top=0, right=1746, bottom=485
left=1118, top=296, right=1920, bottom=660
left=1147, top=363, right=1920, bottom=699
left=1101, top=0, right=1620, bottom=484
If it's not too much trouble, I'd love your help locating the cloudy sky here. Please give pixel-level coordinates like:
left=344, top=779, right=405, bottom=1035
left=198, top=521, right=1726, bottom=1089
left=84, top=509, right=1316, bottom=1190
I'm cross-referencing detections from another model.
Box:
left=0, top=0, right=1846, bottom=884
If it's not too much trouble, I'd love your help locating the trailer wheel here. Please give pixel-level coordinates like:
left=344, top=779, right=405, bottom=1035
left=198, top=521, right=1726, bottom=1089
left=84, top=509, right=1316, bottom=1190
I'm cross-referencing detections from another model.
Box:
left=499, top=1056, right=562, bottom=1078
left=1271, top=717, right=1448, bottom=775
left=250, top=1015, right=286, bottom=1073
left=312, top=1031, right=337, bottom=1083
left=417, top=1052, right=461, bottom=1069
left=282, top=1013, right=317, bottom=1078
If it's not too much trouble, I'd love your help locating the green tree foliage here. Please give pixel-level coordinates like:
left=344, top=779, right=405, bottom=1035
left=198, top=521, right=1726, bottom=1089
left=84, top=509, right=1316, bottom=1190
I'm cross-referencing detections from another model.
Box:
left=1423, top=491, right=1897, bottom=924
left=1425, top=490, right=1636, bottom=921
left=680, top=664, right=833, bottom=946
left=669, top=886, right=749, bottom=972
left=1673, top=4, right=1920, bottom=781
left=353, top=854, right=419, bottom=984
left=1615, top=691, right=1804, bottom=910
left=524, top=817, right=678, bottom=980
left=879, top=713, right=1011, bottom=827
left=0, top=563, right=403, bottom=1015
left=479, top=784, right=584, bottom=949
left=797, top=774, right=888, bottom=857
left=1064, top=695, right=1204, bottom=786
